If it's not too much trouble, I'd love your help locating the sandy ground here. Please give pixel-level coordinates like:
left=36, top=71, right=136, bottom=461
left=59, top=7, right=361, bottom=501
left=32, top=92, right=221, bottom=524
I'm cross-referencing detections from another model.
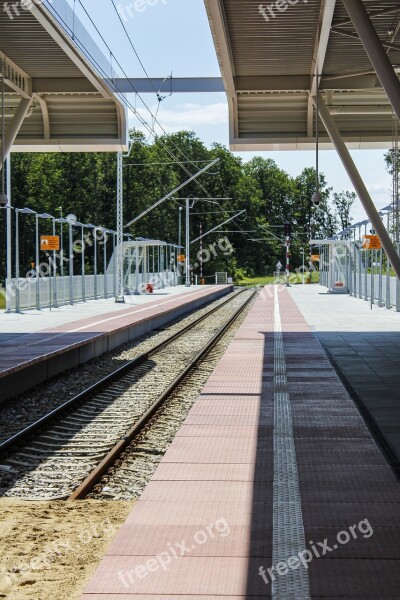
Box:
left=0, top=499, right=135, bottom=600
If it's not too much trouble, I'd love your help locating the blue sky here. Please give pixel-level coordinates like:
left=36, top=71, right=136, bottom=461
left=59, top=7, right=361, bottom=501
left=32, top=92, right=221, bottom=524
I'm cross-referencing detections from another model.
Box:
left=69, top=0, right=393, bottom=223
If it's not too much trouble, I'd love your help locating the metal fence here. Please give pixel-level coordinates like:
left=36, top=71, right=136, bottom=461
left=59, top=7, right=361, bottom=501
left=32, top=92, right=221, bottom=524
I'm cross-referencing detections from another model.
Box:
left=318, top=238, right=400, bottom=310
left=9, top=269, right=176, bottom=311
left=10, top=274, right=115, bottom=311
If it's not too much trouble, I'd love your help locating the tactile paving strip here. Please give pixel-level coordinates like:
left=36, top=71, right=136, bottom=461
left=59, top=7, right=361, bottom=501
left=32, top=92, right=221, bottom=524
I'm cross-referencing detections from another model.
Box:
left=272, top=287, right=310, bottom=600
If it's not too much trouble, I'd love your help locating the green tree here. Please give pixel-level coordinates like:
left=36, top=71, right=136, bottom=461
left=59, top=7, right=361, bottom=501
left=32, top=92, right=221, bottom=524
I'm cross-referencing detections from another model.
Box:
left=333, top=191, right=356, bottom=231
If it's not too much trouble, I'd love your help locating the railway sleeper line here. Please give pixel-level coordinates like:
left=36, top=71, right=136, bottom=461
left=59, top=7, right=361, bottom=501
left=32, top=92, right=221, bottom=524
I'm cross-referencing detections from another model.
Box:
left=0, top=289, right=256, bottom=500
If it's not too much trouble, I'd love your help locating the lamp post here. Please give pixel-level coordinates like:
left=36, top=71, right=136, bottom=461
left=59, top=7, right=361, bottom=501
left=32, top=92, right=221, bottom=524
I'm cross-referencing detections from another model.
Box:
left=364, top=220, right=369, bottom=301
left=177, top=206, right=183, bottom=285
left=5, top=155, right=12, bottom=313
left=35, top=212, right=54, bottom=310
left=66, top=214, right=77, bottom=305
left=15, top=207, right=36, bottom=313
left=55, top=217, right=68, bottom=303
left=51, top=214, right=58, bottom=308
left=56, top=207, right=64, bottom=275
left=93, top=227, right=99, bottom=300
left=185, top=198, right=191, bottom=287
left=380, top=205, right=393, bottom=309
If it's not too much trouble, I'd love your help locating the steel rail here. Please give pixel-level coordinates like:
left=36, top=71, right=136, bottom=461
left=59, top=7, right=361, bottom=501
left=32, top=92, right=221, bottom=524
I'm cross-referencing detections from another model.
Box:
left=0, top=289, right=245, bottom=455
left=69, top=289, right=257, bottom=499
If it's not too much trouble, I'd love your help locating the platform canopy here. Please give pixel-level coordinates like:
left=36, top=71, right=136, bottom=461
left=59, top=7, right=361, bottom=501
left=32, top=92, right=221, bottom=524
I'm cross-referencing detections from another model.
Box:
left=0, top=0, right=128, bottom=153
left=204, top=0, right=400, bottom=151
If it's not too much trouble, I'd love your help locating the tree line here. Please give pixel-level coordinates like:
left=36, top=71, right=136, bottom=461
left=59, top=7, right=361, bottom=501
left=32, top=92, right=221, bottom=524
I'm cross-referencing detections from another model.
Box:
left=0, top=129, right=356, bottom=282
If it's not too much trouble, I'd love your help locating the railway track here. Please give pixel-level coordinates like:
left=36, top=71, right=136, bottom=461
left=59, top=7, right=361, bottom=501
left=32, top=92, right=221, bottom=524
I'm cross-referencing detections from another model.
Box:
left=0, top=288, right=257, bottom=500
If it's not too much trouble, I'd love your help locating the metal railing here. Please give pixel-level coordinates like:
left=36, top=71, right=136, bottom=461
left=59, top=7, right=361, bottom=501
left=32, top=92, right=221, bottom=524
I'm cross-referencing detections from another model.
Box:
left=318, top=236, right=400, bottom=310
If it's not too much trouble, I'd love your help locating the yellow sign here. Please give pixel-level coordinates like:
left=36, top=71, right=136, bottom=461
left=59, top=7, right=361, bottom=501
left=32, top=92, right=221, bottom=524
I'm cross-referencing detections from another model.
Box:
left=311, top=254, right=320, bottom=262
left=40, top=235, right=60, bottom=251
left=362, top=235, right=382, bottom=250
left=177, top=254, right=186, bottom=263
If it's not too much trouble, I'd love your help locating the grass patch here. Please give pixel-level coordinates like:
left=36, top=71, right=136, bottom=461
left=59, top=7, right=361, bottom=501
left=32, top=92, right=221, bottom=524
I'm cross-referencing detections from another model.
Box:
left=237, top=272, right=320, bottom=287
left=0, top=294, right=5, bottom=310
left=237, top=276, right=278, bottom=287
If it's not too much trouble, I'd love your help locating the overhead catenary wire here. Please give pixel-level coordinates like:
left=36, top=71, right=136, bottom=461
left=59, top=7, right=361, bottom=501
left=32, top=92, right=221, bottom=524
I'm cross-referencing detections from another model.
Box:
left=68, top=0, right=213, bottom=198
left=124, top=161, right=215, bottom=167
left=109, top=0, right=157, bottom=93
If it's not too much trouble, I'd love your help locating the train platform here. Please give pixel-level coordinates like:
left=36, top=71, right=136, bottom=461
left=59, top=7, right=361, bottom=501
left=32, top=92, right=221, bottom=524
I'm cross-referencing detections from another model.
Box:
left=81, top=284, right=400, bottom=599
left=0, top=285, right=232, bottom=402
left=289, top=284, right=400, bottom=469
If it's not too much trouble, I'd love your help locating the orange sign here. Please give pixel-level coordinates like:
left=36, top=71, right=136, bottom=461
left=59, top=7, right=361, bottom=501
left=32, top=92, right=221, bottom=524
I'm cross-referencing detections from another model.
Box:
left=362, top=235, right=382, bottom=250
left=40, top=235, right=60, bottom=251
left=311, top=255, right=320, bottom=262
left=177, top=255, right=186, bottom=263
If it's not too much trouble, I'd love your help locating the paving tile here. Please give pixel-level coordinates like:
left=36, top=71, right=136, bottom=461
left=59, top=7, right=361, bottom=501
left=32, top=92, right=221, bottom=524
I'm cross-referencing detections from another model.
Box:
left=83, top=556, right=270, bottom=596
left=140, top=480, right=272, bottom=503
left=82, top=596, right=266, bottom=599
left=176, top=425, right=270, bottom=438
left=308, top=558, right=400, bottom=597
left=81, top=287, right=400, bottom=599
left=106, top=522, right=272, bottom=558
left=152, top=463, right=270, bottom=482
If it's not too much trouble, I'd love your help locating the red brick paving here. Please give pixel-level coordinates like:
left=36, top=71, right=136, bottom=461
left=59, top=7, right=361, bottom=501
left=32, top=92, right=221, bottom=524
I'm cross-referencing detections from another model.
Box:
left=81, top=287, right=400, bottom=599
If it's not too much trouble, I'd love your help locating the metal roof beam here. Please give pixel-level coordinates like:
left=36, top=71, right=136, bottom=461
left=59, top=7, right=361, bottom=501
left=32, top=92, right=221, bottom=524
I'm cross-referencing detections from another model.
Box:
left=0, top=51, right=32, bottom=99
left=343, top=0, right=400, bottom=123
left=236, top=74, right=378, bottom=92
left=328, top=105, right=392, bottom=115
left=106, top=73, right=382, bottom=95
left=308, top=0, right=337, bottom=137
left=32, top=78, right=97, bottom=94
left=108, top=77, right=225, bottom=94
left=204, top=0, right=237, bottom=142
left=29, top=2, right=112, bottom=100
left=332, top=6, right=400, bottom=29
left=331, top=28, right=400, bottom=52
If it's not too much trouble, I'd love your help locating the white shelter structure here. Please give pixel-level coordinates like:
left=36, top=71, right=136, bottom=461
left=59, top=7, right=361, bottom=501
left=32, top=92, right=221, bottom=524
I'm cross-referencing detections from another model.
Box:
left=107, top=239, right=181, bottom=294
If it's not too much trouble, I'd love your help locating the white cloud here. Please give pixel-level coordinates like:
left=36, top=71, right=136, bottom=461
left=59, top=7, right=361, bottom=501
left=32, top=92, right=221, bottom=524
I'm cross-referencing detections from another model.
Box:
left=128, top=102, right=228, bottom=136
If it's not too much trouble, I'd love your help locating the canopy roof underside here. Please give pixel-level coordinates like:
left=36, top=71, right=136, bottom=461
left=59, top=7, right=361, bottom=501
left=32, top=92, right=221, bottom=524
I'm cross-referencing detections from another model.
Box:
left=0, top=0, right=128, bottom=152
left=204, top=0, right=400, bottom=150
